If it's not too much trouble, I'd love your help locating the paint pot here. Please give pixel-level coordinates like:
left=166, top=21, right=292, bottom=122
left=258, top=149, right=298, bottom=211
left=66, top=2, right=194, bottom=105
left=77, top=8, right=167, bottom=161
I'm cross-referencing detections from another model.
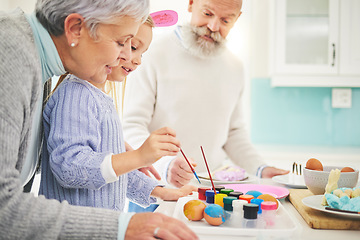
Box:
left=261, top=201, right=277, bottom=227
left=239, top=194, right=254, bottom=203
left=250, top=198, right=264, bottom=214
left=242, top=203, right=259, bottom=228
left=223, top=196, right=238, bottom=211
left=198, top=187, right=211, bottom=201
left=205, top=190, right=219, bottom=204
left=215, top=185, right=225, bottom=192
left=220, top=188, right=234, bottom=196
left=229, top=191, right=243, bottom=198
left=214, top=193, right=227, bottom=207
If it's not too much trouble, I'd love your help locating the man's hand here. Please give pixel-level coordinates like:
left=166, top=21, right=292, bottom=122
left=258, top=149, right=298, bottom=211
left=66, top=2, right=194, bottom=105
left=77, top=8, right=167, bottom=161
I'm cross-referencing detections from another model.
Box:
left=261, top=166, right=289, bottom=178
left=126, top=212, right=198, bottom=240
left=167, top=157, right=197, bottom=188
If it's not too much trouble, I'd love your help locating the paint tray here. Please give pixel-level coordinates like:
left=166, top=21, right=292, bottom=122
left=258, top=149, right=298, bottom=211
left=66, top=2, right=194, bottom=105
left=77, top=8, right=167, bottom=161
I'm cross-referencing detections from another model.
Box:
left=172, top=196, right=298, bottom=238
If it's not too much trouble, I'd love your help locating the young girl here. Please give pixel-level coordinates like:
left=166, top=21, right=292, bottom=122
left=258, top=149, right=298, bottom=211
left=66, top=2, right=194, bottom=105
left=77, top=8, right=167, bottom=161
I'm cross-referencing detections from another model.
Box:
left=39, top=16, right=197, bottom=211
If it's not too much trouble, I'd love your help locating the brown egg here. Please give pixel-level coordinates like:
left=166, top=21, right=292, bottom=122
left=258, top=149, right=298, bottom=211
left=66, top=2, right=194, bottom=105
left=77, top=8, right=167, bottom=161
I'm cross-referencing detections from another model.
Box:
left=204, top=212, right=224, bottom=226
left=203, top=204, right=226, bottom=226
left=341, top=167, right=355, bottom=172
left=257, top=194, right=279, bottom=209
left=306, top=158, right=323, bottom=171
left=183, top=200, right=206, bottom=221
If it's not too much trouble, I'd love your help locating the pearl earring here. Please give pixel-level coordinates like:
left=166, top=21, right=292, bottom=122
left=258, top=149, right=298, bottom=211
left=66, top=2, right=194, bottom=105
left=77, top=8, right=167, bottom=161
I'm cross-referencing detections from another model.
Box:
left=70, top=42, right=76, bottom=47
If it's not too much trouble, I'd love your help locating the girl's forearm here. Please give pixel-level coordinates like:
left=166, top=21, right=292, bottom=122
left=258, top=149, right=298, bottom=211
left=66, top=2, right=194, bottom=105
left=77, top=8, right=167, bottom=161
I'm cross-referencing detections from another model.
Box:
left=150, top=186, right=166, bottom=199
left=111, top=150, right=144, bottom=176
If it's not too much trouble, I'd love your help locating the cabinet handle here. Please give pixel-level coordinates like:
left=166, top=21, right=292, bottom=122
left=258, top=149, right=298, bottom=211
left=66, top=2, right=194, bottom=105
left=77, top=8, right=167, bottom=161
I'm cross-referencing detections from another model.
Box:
left=332, top=43, right=336, bottom=67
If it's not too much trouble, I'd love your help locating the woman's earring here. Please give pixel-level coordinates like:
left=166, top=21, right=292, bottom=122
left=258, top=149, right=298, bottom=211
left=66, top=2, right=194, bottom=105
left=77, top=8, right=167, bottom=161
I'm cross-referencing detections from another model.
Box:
left=70, top=42, right=76, bottom=47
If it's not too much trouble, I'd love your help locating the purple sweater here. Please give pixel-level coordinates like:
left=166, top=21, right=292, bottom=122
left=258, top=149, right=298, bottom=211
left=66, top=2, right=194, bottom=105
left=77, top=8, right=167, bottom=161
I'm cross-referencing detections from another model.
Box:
left=39, top=75, right=158, bottom=210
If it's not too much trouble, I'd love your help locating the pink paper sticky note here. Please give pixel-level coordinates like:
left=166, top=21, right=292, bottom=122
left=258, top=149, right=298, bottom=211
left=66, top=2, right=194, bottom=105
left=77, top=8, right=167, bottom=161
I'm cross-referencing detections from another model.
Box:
left=150, top=10, right=178, bottom=27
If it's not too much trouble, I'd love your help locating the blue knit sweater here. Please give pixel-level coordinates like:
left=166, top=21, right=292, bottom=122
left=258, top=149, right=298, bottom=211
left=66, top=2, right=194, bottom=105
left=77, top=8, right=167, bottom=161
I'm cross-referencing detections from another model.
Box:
left=39, top=75, right=158, bottom=210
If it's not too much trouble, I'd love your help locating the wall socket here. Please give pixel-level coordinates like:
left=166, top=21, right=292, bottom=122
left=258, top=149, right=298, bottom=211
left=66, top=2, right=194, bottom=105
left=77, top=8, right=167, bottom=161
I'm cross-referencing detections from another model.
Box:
left=332, top=88, right=352, bottom=108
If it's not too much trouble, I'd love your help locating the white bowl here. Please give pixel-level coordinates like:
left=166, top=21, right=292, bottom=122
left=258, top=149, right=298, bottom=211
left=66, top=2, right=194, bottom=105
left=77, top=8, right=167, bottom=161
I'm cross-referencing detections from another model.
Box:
left=303, top=166, right=359, bottom=195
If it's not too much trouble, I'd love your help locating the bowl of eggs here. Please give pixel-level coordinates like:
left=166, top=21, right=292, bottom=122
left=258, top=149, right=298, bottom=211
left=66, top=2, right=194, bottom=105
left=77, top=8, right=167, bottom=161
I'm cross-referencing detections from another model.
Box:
left=303, top=158, right=359, bottom=195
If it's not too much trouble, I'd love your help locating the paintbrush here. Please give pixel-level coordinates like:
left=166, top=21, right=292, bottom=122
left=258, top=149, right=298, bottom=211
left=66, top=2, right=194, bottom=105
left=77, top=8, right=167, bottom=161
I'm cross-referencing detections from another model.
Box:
left=180, top=149, right=201, bottom=184
left=200, top=146, right=216, bottom=195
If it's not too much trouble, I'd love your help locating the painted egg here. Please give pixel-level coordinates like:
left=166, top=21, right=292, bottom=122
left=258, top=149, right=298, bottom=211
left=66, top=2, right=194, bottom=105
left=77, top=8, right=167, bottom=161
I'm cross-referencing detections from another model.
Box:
left=183, top=200, right=206, bottom=221
left=341, top=167, right=355, bottom=172
left=204, top=204, right=226, bottom=226
left=257, top=194, right=279, bottom=209
left=306, top=158, right=323, bottom=171
left=246, top=190, right=263, bottom=198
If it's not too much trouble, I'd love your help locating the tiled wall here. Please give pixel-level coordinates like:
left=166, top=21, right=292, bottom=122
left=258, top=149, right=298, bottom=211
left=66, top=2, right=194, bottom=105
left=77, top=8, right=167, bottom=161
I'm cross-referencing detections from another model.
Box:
left=250, top=78, right=360, bottom=146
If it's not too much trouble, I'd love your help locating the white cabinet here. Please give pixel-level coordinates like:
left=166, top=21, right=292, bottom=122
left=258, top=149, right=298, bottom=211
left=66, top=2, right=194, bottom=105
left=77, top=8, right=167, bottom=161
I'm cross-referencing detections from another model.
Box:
left=272, top=0, right=360, bottom=87
left=339, top=0, right=360, bottom=75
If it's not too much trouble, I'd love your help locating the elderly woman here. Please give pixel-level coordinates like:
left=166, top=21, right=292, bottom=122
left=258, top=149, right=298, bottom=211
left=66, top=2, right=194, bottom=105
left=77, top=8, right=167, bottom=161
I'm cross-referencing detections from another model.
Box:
left=0, top=0, right=197, bottom=239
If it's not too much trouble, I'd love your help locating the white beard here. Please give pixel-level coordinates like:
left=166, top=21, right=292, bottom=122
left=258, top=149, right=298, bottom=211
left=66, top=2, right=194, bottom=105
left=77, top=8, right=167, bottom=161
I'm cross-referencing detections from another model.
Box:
left=181, top=23, right=227, bottom=59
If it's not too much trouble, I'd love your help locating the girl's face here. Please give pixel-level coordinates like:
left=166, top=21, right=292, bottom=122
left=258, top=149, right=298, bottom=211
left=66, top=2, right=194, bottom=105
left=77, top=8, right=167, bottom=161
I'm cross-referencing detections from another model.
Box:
left=68, top=16, right=141, bottom=84
left=107, top=22, right=153, bottom=82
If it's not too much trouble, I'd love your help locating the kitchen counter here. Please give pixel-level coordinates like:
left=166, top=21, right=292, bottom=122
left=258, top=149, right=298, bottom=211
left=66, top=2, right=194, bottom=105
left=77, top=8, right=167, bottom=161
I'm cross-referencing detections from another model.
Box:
left=254, top=144, right=360, bottom=171
left=155, top=178, right=360, bottom=240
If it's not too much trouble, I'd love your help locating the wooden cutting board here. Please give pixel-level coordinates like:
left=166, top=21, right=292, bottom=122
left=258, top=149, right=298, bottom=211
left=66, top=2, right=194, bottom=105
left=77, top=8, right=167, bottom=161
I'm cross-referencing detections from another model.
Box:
left=288, top=189, right=360, bottom=230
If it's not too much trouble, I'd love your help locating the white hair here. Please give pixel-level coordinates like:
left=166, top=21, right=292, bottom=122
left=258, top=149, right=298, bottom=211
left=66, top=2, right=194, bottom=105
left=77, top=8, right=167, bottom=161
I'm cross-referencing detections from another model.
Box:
left=181, top=23, right=227, bottom=59
left=35, top=0, right=149, bottom=38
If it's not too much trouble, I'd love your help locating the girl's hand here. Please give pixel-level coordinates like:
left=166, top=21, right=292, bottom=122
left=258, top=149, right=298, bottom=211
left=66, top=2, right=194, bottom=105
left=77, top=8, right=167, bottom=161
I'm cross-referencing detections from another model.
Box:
left=125, top=141, right=162, bottom=180
left=138, top=165, right=161, bottom=180
left=136, top=127, right=180, bottom=166
left=125, top=141, right=134, bottom=152
left=151, top=185, right=198, bottom=201
left=111, top=129, right=179, bottom=176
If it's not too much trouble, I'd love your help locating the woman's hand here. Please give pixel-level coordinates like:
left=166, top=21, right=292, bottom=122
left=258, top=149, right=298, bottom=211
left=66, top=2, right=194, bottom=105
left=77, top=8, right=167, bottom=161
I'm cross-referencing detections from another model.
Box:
left=126, top=212, right=198, bottom=240
left=261, top=166, right=289, bottom=178
left=151, top=185, right=198, bottom=201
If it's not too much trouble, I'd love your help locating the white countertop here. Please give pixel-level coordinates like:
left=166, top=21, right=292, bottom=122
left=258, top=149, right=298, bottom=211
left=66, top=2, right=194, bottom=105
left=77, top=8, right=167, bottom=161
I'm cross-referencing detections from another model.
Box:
left=155, top=178, right=360, bottom=240
left=254, top=144, right=360, bottom=171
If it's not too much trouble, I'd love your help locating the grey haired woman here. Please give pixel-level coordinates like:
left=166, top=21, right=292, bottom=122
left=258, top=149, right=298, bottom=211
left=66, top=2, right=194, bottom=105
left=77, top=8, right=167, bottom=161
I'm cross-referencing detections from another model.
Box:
left=0, top=0, right=197, bottom=239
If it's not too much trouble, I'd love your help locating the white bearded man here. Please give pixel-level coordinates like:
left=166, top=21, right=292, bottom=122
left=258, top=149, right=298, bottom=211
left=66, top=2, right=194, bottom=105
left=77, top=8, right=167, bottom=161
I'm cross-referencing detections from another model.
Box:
left=123, top=0, right=289, bottom=195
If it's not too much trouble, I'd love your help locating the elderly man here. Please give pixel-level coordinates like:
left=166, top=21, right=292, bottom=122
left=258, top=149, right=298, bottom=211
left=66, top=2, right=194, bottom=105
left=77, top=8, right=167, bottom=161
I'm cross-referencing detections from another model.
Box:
left=123, top=0, right=288, bottom=189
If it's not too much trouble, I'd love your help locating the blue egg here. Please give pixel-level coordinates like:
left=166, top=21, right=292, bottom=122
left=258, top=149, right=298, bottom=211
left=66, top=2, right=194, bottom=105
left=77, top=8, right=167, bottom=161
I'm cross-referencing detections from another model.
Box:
left=246, top=190, right=263, bottom=198
left=204, top=204, right=226, bottom=226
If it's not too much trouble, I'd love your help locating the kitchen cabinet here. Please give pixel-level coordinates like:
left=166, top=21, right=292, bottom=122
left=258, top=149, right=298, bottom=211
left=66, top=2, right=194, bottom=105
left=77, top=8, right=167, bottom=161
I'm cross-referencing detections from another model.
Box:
left=272, top=0, right=360, bottom=87
left=339, top=0, right=360, bottom=75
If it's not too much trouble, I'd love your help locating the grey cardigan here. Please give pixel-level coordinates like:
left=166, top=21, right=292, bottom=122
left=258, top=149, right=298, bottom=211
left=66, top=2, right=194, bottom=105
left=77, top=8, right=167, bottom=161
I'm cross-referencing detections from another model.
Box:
left=0, top=9, right=122, bottom=239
